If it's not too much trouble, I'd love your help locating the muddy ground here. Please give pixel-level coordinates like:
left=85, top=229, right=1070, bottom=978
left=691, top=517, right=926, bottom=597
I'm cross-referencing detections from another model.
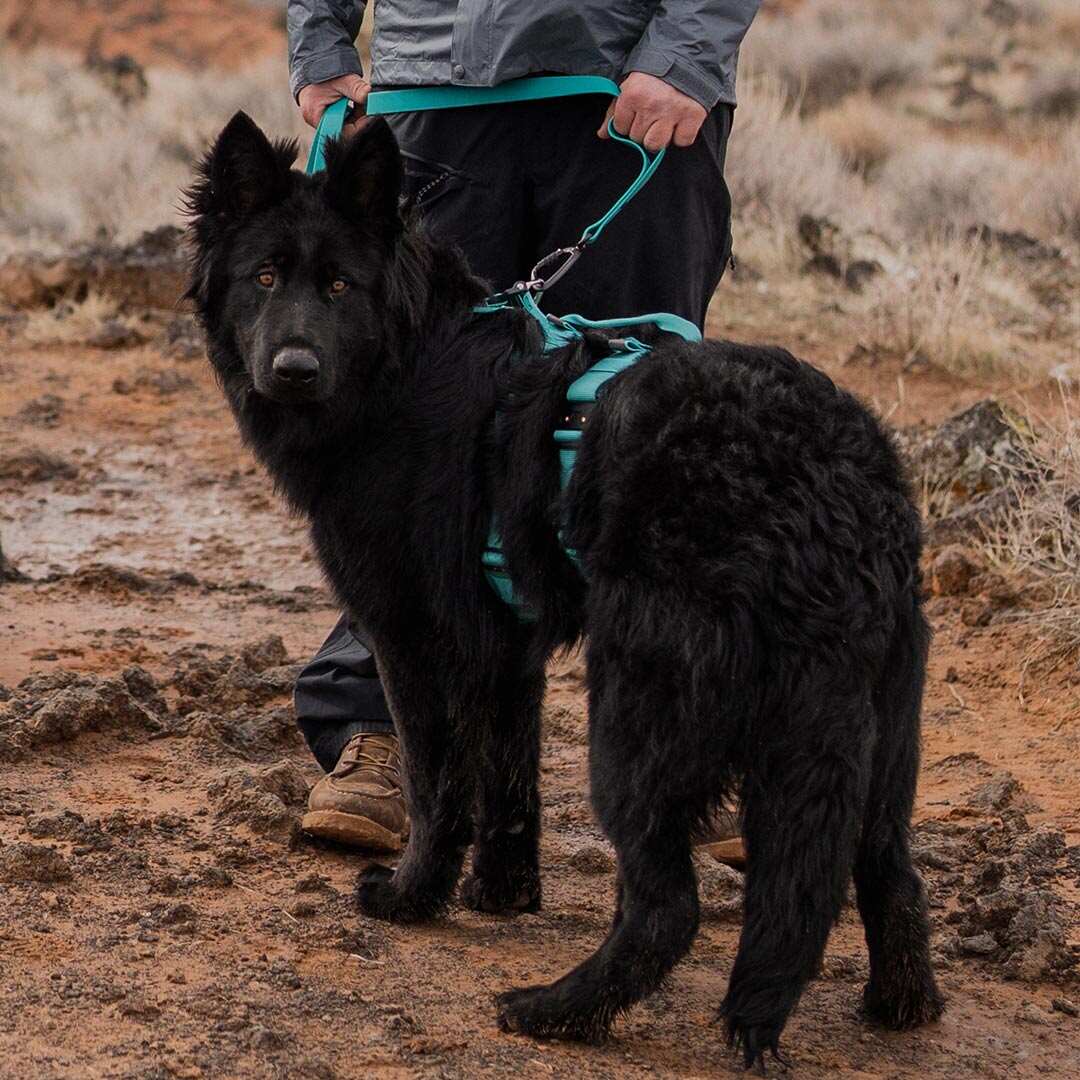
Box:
left=0, top=269, right=1078, bottom=1080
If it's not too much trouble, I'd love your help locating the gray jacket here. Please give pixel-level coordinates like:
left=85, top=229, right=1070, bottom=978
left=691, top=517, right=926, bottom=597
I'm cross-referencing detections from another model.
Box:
left=287, top=1, right=761, bottom=110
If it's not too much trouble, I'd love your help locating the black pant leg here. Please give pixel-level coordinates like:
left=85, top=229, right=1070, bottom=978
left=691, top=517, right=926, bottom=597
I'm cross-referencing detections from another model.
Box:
left=294, top=615, right=395, bottom=770
left=527, top=97, right=734, bottom=326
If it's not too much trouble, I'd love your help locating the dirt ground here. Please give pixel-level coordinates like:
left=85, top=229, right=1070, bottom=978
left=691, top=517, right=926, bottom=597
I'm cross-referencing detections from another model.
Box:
left=1, top=0, right=1078, bottom=1074
left=1, top=284, right=1078, bottom=1079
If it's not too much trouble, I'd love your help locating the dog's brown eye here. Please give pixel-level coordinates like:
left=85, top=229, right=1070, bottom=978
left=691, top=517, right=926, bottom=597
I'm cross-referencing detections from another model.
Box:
left=330, top=278, right=348, bottom=295
left=256, top=270, right=275, bottom=288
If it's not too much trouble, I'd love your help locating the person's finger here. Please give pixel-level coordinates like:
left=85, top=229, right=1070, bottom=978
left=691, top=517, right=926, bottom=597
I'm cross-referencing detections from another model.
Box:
left=611, top=95, right=635, bottom=138
left=342, top=113, right=376, bottom=139
left=628, top=109, right=652, bottom=146
left=672, top=115, right=704, bottom=148
left=337, top=74, right=370, bottom=110
left=596, top=101, right=616, bottom=139
left=642, top=119, right=675, bottom=153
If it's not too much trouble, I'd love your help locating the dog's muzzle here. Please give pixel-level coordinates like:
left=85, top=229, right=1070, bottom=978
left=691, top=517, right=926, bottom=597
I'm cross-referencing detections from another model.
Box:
left=272, top=347, right=320, bottom=388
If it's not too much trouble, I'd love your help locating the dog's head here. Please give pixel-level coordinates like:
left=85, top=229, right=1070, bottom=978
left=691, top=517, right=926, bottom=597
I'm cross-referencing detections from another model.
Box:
left=185, top=111, right=402, bottom=407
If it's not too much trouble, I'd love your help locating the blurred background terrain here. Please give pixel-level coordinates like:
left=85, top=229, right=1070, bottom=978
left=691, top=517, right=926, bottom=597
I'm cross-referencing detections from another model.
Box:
left=0, top=2, right=1078, bottom=1078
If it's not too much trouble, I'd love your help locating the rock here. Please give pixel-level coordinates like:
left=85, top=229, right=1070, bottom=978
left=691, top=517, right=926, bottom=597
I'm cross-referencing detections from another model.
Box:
left=567, top=844, right=615, bottom=875
left=163, top=315, right=205, bottom=360
left=1002, top=890, right=1073, bottom=981
left=930, top=546, right=978, bottom=596
left=126, top=367, right=194, bottom=395
left=295, top=873, right=331, bottom=893
left=25, top=677, right=162, bottom=746
left=797, top=214, right=893, bottom=292
left=18, top=394, right=65, bottom=428
left=0, top=532, right=27, bottom=585
left=206, top=763, right=306, bottom=843
left=256, top=761, right=310, bottom=807
left=967, top=773, right=1022, bottom=811
left=895, top=401, right=1033, bottom=520
left=250, top=1025, right=286, bottom=1051
left=960, top=932, right=999, bottom=956
left=240, top=635, right=290, bottom=673
left=117, top=996, right=161, bottom=1022
left=1016, top=1002, right=1052, bottom=1026
left=968, top=225, right=1063, bottom=264
left=1019, top=827, right=1067, bottom=877
left=0, top=842, right=73, bottom=883
left=0, top=226, right=187, bottom=312
left=0, top=450, right=78, bottom=483
left=158, top=902, right=197, bottom=927
left=67, top=563, right=171, bottom=596
left=85, top=49, right=149, bottom=106
left=87, top=320, right=144, bottom=350
left=120, top=666, right=169, bottom=716
left=1052, top=997, right=1078, bottom=1018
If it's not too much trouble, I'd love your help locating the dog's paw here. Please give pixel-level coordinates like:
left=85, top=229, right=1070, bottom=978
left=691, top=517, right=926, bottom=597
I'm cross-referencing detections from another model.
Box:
left=461, top=869, right=541, bottom=915
left=721, top=1004, right=790, bottom=1074
left=355, top=863, right=414, bottom=923
left=861, top=976, right=945, bottom=1030
left=495, top=984, right=607, bottom=1043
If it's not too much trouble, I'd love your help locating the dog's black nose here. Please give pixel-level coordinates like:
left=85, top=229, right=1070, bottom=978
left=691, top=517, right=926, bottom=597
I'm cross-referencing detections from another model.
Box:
left=272, top=348, right=319, bottom=385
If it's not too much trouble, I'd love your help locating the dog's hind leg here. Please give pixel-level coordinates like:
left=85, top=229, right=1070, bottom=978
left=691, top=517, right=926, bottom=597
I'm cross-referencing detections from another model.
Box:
left=460, top=655, right=545, bottom=915
left=855, top=610, right=944, bottom=1029
left=721, top=680, right=871, bottom=1070
left=496, top=666, right=700, bottom=1042
left=355, top=644, right=474, bottom=923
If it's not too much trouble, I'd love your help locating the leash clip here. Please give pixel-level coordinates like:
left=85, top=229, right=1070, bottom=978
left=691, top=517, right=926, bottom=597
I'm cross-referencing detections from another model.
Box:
left=527, top=244, right=585, bottom=293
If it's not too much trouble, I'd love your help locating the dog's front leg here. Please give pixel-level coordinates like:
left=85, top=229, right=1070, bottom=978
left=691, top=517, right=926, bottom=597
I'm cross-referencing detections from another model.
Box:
left=355, top=642, right=473, bottom=923
left=460, top=657, right=545, bottom=915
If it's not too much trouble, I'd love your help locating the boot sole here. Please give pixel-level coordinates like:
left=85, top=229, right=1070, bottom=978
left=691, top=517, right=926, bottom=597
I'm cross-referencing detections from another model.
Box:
left=301, top=810, right=405, bottom=853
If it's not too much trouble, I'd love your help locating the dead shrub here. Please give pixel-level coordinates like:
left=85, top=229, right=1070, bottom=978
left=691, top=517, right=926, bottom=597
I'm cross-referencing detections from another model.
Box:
left=980, top=397, right=1080, bottom=652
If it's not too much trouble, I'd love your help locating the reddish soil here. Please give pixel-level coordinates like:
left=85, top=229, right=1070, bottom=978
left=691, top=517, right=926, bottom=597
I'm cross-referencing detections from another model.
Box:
left=0, top=0, right=283, bottom=70
left=1, top=291, right=1078, bottom=1079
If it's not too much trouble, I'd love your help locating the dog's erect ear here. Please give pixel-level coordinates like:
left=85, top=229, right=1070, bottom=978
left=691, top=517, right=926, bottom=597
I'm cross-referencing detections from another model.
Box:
left=192, top=111, right=296, bottom=221
left=322, top=118, right=402, bottom=235
left=184, top=112, right=297, bottom=307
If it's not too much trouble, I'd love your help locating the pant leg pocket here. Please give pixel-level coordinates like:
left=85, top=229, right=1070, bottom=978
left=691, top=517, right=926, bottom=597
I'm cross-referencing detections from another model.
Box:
left=400, top=151, right=472, bottom=214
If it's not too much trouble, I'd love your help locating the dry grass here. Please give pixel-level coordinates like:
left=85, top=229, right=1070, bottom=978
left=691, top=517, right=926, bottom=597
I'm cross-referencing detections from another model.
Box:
left=0, top=48, right=305, bottom=257
left=981, top=395, right=1080, bottom=652
left=19, top=290, right=140, bottom=346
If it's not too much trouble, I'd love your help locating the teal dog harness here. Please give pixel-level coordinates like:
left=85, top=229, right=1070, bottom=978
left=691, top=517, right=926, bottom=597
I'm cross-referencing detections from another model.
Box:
left=306, top=77, right=701, bottom=615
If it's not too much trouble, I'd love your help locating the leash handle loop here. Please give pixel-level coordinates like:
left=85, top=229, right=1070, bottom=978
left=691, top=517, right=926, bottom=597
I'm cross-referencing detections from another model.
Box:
left=578, top=121, right=666, bottom=246
left=305, top=97, right=351, bottom=175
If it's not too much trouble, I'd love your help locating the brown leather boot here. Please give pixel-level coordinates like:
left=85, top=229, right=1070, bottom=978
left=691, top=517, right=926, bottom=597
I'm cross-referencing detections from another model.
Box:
left=301, top=732, right=409, bottom=852
left=694, top=805, right=746, bottom=871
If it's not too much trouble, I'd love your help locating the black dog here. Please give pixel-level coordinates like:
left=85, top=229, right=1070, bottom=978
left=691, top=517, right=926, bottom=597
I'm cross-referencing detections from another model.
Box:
left=186, top=112, right=944, bottom=1068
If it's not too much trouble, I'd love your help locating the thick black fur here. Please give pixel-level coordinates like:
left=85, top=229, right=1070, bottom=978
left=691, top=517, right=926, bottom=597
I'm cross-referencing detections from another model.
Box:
left=186, top=112, right=945, bottom=1068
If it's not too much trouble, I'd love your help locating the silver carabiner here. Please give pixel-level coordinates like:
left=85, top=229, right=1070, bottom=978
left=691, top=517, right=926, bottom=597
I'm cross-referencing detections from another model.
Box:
left=529, top=245, right=584, bottom=292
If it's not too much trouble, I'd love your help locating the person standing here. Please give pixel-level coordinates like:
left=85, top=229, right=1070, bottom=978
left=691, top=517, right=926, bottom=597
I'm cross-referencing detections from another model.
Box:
left=287, top=1, right=760, bottom=856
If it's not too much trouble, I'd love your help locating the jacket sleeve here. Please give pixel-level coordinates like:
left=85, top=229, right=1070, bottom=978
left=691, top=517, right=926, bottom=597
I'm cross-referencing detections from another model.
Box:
left=287, top=1, right=366, bottom=98
left=624, top=1, right=762, bottom=109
